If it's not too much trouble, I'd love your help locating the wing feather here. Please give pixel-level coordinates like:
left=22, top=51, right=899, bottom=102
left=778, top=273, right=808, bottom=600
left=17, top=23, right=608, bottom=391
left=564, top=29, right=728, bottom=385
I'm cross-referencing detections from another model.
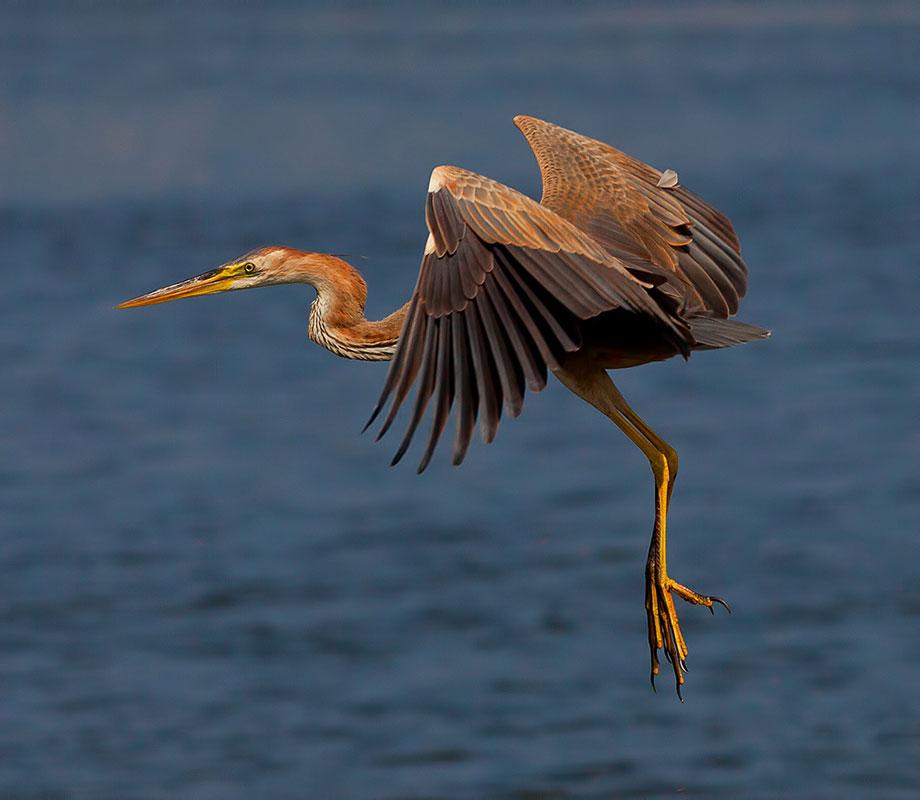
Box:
left=368, top=118, right=760, bottom=468
left=465, top=298, right=502, bottom=444
left=390, top=321, right=439, bottom=465
left=369, top=163, right=690, bottom=470
left=455, top=242, right=484, bottom=299
left=672, top=184, right=740, bottom=251
left=418, top=316, right=455, bottom=473
left=450, top=313, right=477, bottom=465
left=498, top=249, right=581, bottom=354
left=367, top=299, right=423, bottom=436
left=490, top=252, right=559, bottom=374
left=475, top=282, right=525, bottom=418
left=689, top=221, right=747, bottom=296
left=482, top=276, right=545, bottom=394
left=685, top=241, right=738, bottom=312
left=514, top=115, right=748, bottom=317
left=675, top=249, right=730, bottom=318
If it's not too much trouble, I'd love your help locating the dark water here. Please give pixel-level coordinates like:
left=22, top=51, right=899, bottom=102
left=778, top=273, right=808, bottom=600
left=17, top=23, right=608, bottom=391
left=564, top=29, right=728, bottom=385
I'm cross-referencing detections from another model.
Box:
left=3, top=2, right=919, bottom=798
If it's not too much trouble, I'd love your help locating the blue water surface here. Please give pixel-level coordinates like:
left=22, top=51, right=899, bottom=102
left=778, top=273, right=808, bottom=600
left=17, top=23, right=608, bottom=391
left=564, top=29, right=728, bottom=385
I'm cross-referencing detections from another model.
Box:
left=1, top=2, right=919, bottom=798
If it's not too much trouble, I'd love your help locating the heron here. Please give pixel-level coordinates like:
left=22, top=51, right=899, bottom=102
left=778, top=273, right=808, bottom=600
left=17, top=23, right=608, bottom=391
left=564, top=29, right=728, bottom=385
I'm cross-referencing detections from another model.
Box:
left=118, top=116, right=769, bottom=697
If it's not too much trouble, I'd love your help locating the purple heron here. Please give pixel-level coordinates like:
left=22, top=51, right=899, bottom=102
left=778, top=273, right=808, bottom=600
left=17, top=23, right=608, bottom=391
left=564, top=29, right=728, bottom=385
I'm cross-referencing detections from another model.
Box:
left=119, top=116, right=769, bottom=697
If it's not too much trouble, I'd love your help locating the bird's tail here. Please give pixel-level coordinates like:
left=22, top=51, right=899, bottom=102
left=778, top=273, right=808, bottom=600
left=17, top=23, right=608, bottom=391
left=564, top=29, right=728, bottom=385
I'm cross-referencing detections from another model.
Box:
left=688, top=315, right=771, bottom=350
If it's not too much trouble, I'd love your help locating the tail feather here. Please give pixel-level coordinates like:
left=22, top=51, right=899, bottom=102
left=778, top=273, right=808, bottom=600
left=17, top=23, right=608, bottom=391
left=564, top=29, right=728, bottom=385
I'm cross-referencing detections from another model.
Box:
left=689, top=316, right=771, bottom=350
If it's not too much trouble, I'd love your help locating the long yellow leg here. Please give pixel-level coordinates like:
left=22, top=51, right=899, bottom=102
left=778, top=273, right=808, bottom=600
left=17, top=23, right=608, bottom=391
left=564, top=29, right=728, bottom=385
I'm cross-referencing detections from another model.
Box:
left=555, top=361, right=729, bottom=699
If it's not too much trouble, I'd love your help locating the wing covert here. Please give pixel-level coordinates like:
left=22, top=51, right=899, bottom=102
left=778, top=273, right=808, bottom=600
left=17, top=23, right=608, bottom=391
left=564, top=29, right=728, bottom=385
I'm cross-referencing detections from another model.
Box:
left=514, top=115, right=748, bottom=317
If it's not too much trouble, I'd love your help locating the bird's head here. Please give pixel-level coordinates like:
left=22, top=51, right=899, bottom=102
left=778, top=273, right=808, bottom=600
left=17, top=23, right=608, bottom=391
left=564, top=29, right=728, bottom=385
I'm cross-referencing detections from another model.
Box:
left=117, top=247, right=353, bottom=309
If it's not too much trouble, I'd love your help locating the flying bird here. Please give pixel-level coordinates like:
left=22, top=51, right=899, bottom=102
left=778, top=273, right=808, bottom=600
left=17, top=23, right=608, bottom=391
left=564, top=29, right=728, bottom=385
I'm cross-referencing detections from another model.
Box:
left=119, top=116, right=769, bottom=697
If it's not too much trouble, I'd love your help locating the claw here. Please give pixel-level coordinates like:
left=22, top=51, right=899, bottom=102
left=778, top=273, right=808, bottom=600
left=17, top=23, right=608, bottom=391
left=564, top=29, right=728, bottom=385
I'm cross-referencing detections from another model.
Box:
left=711, top=596, right=731, bottom=614
left=646, top=564, right=728, bottom=699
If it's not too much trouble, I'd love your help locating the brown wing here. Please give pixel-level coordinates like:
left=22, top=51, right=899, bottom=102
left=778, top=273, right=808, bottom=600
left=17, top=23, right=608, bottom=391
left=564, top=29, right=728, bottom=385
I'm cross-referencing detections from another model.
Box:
left=514, top=115, right=748, bottom=318
left=366, top=165, right=692, bottom=471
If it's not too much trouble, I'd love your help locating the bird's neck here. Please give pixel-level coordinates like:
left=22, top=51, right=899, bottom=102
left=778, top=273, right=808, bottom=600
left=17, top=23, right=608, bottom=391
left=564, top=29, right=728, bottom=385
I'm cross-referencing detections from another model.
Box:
left=300, top=253, right=409, bottom=361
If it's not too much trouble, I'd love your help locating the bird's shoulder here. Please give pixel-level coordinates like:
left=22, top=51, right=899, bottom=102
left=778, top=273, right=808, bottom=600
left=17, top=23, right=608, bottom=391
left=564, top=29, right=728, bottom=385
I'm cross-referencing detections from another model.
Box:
left=423, top=163, right=623, bottom=269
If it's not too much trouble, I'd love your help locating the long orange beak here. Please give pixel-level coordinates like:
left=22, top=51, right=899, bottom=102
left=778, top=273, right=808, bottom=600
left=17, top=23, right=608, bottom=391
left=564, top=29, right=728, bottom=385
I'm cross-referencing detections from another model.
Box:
left=117, top=267, right=238, bottom=309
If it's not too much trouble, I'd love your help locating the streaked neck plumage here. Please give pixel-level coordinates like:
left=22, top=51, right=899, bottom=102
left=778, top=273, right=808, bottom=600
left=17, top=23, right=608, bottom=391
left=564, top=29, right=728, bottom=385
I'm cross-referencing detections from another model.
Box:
left=285, top=250, right=408, bottom=361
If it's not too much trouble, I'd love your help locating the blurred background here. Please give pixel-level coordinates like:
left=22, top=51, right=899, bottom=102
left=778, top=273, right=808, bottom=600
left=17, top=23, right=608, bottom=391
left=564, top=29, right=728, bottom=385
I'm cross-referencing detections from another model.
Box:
left=2, top=1, right=919, bottom=797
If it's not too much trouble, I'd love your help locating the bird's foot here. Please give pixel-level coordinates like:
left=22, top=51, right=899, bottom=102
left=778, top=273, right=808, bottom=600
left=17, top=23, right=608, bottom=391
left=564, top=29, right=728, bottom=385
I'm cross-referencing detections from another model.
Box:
left=645, top=556, right=729, bottom=701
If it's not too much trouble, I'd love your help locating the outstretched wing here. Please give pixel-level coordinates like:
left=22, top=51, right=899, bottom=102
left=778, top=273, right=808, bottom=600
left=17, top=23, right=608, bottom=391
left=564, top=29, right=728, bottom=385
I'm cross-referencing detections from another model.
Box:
left=367, top=165, right=690, bottom=471
left=513, top=115, right=747, bottom=318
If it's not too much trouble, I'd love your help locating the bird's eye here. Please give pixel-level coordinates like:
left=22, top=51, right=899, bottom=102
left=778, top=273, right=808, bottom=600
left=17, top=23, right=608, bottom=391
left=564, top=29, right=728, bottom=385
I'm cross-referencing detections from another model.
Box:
left=243, top=262, right=256, bottom=274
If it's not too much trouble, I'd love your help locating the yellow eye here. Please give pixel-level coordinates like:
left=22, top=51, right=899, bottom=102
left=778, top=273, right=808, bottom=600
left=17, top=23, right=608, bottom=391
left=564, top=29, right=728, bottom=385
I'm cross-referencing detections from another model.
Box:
left=243, top=261, right=256, bottom=274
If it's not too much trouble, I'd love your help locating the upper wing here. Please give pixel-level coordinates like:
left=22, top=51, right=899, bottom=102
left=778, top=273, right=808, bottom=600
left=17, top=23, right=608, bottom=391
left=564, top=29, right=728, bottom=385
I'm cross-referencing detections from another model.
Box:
left=513, top=115, right=748, bottom=318
left=367, top=165, right=691, bottom=471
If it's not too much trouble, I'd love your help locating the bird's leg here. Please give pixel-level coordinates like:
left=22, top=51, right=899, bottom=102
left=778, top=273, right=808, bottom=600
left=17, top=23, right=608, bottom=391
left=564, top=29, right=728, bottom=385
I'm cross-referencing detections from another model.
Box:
left=555, top=362, right=728, bottom=698
left=605, top=380, right=730, bottom=684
